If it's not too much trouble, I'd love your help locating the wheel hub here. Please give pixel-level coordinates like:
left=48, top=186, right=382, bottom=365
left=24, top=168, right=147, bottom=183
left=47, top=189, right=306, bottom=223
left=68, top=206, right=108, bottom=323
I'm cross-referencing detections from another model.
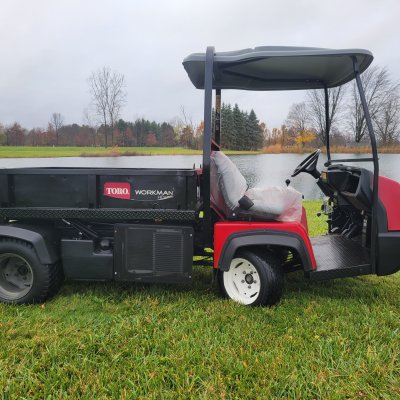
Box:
left=245, top=273, right=254, bottom=284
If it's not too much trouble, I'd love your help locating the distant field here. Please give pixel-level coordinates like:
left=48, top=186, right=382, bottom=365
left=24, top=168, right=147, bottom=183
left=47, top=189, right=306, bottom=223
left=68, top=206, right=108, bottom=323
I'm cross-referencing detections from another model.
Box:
left=0, top=146, right=259, bottom=158
left=263, top=144, right=400, bottom=154
left=0, top=145, right=399, bottom=158
left=0, top=201, right=399, bottom=398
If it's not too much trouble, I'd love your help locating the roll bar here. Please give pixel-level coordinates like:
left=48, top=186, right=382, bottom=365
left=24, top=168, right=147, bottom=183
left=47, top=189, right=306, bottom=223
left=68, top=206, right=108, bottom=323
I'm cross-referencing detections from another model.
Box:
left=201, top=47, right=379, bottom=270
left=353, top=57, right=379, bottom=271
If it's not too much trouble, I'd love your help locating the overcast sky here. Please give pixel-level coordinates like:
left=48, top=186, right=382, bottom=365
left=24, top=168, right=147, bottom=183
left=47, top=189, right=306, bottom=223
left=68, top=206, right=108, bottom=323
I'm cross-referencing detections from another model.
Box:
left=0, top=0, right=399, bottom=130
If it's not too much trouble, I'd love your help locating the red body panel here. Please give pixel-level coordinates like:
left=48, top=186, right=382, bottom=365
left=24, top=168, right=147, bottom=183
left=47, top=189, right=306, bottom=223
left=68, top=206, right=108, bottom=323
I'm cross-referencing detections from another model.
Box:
left=379, top=176, right=400, bottom=231
left=300, top=206, right=308, bottom=232
left=214, top=219, right=316, bottom=270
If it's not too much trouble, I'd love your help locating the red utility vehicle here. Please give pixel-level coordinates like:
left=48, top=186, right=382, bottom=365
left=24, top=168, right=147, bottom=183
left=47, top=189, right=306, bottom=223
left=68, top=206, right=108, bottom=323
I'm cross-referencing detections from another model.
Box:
left=0, top=46, right=399, bottom=306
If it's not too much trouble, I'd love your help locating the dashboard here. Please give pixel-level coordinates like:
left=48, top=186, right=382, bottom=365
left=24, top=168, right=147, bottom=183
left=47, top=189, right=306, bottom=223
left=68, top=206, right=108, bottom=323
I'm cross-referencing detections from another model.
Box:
left=319, top=165, right=373, bottom=212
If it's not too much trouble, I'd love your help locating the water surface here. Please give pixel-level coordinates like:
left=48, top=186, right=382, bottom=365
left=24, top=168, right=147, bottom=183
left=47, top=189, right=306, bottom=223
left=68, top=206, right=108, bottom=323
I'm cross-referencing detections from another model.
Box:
left=1, top=153, right=399, bottom=200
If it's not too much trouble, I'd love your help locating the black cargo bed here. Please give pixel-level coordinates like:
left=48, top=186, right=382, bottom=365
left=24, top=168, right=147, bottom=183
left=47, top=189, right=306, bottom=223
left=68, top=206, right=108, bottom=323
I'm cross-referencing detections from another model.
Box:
left=0, top=167, right=198, bottom=222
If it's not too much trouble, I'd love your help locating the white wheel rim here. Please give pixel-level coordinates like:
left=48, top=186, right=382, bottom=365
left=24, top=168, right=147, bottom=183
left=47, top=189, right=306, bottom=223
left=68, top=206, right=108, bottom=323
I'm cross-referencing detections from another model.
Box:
left=223, top=257, right=261, bottom=305
left=0, top=253, right=33, bottom=301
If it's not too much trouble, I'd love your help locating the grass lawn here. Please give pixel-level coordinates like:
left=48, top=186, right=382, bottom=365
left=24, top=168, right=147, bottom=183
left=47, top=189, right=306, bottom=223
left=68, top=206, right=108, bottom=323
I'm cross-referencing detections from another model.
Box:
left=0, top=201, right=399, bottom=398
left=0, top=146, right=399, bottom=158
left=0, top=146, right=259, bottom=158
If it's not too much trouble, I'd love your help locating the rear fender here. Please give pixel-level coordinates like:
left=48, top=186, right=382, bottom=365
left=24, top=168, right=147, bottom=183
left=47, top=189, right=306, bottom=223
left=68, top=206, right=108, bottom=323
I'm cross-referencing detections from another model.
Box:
left=0, top=225, right=59, bottom=264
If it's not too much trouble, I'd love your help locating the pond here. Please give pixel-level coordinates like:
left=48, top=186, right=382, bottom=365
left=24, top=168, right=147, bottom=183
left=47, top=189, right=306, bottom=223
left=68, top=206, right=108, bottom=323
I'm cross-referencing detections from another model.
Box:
left=1, top=153, right=399, bottom=200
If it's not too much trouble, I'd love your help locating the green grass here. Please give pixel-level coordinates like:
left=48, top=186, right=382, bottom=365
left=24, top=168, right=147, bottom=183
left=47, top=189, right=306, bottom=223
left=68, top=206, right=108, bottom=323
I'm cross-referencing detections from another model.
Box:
left=0, top=146, right=259, bottom=158
left=0, top=201, right=399, bottom=399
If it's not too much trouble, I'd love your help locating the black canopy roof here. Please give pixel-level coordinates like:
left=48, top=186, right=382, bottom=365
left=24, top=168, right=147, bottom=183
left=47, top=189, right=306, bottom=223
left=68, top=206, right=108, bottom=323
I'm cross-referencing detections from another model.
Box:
left=183, top=46, right=373, bottom=91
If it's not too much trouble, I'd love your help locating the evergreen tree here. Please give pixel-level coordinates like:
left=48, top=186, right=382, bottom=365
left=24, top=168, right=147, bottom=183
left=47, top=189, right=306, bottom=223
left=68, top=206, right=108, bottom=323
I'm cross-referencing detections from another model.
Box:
left=247, top=109, right=263, bottom=150
left=221, top=103, right=234, bottom=149
left=232, top=104, right=246, bottom=150
left=160, top=122, right=176, bottom=147
left=243, top=111, right=251, bottom=150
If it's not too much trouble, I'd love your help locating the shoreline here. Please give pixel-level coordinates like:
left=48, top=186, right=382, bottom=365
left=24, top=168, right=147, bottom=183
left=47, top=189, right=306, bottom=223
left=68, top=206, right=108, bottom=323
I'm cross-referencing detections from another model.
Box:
left=0, top=146, right=257, bottom=158
left=262, top=144, right=400, bottom=154
left=0, top=145, right=399, bottom=158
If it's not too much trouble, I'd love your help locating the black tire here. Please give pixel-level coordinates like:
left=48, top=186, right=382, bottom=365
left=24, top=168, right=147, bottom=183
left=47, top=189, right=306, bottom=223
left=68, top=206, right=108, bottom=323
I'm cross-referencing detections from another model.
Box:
left=217, top=249, right=284, bottom=306
left=0, top=239, right=62, bottom=304
left=47, top=261, right=64, bottom=300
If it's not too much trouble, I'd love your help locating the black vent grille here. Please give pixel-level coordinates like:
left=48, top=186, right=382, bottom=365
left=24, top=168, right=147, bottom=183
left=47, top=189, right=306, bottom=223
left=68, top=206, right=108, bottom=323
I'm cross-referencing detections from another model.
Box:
left=114, top=224, right=193, bottom=282
left=126, top=229, right=153, bottom=272
left=154, top=231, right=184, bottom=272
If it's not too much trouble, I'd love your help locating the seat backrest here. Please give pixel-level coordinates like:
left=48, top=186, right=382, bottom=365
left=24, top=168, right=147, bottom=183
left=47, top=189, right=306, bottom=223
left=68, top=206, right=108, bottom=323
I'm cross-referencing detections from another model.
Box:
left=210, top=151, right=247, bottom=215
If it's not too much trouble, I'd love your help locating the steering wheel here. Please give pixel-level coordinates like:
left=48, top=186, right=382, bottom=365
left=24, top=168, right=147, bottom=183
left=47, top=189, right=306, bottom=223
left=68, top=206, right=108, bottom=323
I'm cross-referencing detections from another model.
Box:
left=291, top=149, right=321, bottom=178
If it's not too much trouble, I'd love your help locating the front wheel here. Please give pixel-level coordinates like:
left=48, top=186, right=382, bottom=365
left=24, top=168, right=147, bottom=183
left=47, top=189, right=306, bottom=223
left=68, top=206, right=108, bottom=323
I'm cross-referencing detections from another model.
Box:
left=218, top=250, right=283, bottom=306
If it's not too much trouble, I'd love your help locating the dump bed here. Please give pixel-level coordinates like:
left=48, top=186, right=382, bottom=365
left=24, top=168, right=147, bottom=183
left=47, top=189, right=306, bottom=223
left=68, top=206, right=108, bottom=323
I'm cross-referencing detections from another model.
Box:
left=0, top=167, right=198, bottom=222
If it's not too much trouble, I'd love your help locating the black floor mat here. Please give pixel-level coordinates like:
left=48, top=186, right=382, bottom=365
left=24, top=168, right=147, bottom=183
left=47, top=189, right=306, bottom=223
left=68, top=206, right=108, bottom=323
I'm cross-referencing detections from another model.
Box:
left=309, top=235, right=371, bottom=280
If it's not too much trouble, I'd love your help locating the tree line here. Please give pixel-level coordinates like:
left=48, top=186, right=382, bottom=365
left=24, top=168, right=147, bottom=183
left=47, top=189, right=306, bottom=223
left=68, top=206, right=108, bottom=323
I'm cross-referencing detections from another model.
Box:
left=1, top=64, right=398, bottom=150
left=266, top=65, right=400, bottom=148
left=0, top=106, right=264, bottom=151
left=0, top=118, right=198, bottom=148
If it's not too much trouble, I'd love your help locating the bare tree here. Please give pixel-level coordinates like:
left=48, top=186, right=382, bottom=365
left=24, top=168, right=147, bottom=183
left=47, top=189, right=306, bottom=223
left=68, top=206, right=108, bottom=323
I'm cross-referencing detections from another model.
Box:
left=286, top=102, right=309, bottom=132
left=83, top=108, right=99, bottom=146
left=348, top=65, right=391, bottom=143
left=108, top=73, right=126, bottom=145
left=88, top=67, right=126, bottom=147
left=5, top=123, right=25, bottom=146
left=307, top=86, right=345, bottom=145
left=49, top=112, right=64, bottom=146
left=180, top=105, right=194, bottom=130
left=374, top=89, right=400, bottom=145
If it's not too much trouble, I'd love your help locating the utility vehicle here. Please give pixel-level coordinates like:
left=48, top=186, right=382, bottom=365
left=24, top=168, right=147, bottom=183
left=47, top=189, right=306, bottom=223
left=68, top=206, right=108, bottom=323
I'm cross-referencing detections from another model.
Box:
left=0, top=46, right=399, bottom=306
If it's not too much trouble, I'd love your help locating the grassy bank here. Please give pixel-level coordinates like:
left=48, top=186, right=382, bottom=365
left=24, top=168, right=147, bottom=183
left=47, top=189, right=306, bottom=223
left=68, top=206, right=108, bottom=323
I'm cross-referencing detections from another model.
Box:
left=0, top=201, right=399, bottom=398
left=0, top=145, right=400, bottom=158
left=0, top=146, right=259, bottom=158
left=263, top=144, right=400, bottom=154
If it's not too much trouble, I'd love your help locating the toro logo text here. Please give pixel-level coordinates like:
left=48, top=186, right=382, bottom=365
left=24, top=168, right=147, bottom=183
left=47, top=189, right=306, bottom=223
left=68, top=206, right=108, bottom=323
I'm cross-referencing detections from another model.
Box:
left=104, top=182, right=131, bottom=200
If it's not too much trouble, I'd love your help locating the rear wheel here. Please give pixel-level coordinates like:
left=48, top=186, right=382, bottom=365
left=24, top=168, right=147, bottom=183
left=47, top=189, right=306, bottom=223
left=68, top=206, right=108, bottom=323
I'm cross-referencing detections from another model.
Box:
left=0, top=239, right=61, bottom=304
left=218, top=250, right=283, bottom=306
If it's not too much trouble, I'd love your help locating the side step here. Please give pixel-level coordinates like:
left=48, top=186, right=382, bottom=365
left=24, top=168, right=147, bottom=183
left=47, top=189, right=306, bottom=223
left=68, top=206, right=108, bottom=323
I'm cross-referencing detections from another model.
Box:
left=307, top=263, right=371, bottom=281
left=307, top=235, right=372, bottom=281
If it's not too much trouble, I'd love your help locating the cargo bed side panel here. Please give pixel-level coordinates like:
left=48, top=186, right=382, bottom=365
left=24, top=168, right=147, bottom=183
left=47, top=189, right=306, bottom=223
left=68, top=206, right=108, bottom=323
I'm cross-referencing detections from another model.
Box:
left=14, top=174, right=90, bottom=208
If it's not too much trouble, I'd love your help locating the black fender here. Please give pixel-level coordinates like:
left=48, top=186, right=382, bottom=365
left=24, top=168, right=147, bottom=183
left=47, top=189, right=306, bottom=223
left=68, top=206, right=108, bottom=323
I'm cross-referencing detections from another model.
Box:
left=377, top=232, right=400, bottom=276
left=0, top=225, right=59, bottom=264
left=218, top=230, right=313, bottom=272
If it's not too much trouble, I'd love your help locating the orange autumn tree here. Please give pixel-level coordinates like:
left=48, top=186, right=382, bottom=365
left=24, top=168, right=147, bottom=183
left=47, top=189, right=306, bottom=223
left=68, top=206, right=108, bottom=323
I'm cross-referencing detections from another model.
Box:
left=295, top=129, right=317, bottom=148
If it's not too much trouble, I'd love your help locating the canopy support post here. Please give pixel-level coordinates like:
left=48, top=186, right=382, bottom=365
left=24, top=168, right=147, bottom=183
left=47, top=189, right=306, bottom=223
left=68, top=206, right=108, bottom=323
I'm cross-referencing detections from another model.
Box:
left=202, top=46, right=214, bottom=247
left=352, top=56, right=379, bottom=272
left=324, top=86, right=331, bottom=162
left=215, top=89, right=221, bottom=145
